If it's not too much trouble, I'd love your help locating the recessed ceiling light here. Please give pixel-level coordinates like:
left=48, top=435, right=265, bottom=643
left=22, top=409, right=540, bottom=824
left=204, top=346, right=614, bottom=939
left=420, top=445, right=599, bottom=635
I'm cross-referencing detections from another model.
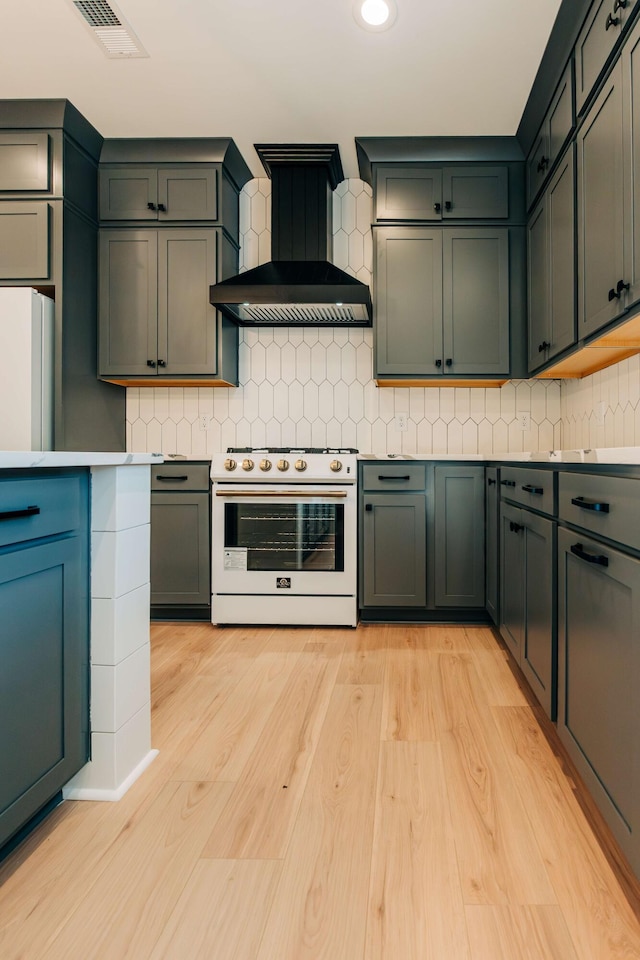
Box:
left=353, top=0, right=398, bottom=31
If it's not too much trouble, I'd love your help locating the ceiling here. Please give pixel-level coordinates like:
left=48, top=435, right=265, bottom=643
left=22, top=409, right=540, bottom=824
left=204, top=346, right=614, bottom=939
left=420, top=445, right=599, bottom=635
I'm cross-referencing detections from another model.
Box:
left=2, top=0, right=564, bottom=179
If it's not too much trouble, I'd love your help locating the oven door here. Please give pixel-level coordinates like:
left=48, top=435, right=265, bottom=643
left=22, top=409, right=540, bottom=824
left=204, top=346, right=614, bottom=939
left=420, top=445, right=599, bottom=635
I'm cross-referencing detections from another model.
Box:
left=212, top=484, right=356, bottom=596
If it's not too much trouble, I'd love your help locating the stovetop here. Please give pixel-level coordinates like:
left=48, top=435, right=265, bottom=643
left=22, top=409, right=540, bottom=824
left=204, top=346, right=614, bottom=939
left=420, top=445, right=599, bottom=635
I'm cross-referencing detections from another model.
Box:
left=227, top=447, right=359, bottom=455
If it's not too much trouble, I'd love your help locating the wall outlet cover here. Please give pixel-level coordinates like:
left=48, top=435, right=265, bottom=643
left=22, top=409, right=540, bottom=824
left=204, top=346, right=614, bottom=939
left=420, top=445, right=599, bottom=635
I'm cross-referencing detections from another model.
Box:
left=395, top=413, right=408, bottom=432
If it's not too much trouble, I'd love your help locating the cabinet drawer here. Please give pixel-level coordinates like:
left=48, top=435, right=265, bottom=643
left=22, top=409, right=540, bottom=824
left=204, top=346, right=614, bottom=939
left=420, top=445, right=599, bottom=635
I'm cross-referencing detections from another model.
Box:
left=361, top=463, right=426, bottom=491
left=0, top=134, right=50, bottom=192
left=499, top=466, right=555, bottom=515
left=0, top=475, right=83, bottom=547
left=558, top=472, right=640, bottom=549
left=151, top=461, right=210, bottom=491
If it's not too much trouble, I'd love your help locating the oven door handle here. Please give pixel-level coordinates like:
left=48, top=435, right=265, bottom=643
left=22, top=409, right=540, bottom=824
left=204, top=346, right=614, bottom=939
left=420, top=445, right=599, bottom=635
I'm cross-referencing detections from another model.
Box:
left=215, top=489, right=348, bottom=498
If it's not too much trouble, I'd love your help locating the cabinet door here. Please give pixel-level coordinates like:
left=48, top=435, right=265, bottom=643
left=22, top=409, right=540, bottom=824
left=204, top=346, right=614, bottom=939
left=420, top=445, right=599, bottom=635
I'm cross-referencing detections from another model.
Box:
left=361, top=494, right=426, bottom=606
left=151, top=492, right=210, bottom=606
left=375, top=167, right=442, bottom=220
left=375, top=227, right=443, bottom=375
left=547, top=148, right=576, bottom=360
left=577, top=61, right=626, bottom=338
left=442, top=166, right=508, bottom=219
left=442, top=227, right=510, bottom=375
left=157, top=230, right=219, bottom=375
left=558, top=527, right=640, bottom=874
left=527, top=198, right=549, bottom=372
left=0, top=202, right=49, bottom=279
left=500, top=502, right=524, bottom=661
left=434, top=466, right=485, bottom=607
left=99, top=168, right=158, bottom=220
left=548, top=62, right=574, bottom=168
left=99, top=230, right=158, bottom=376
left=526, top=129, right=550, bottom=211
left=623, top=16, right=640, bottom=311
left=0, top=133, right=50, bottom=191
left=575, top=0, right=630, bottom=114
left=157, top=167, right=218, bottom=221
left=485, top=468, right=499, bottom=625
left=521, top=512, right=555, bottom=719
left=0, top=537, right=88, bottom=849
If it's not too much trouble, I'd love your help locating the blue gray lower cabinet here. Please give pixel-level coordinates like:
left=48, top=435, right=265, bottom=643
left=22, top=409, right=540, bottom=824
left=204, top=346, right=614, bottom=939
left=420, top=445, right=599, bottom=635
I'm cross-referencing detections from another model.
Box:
left=0, top=470, right=89, bottom=853
left=358, top=461, right=485, bottom=618
left=485, top=467, right=500, bottom=625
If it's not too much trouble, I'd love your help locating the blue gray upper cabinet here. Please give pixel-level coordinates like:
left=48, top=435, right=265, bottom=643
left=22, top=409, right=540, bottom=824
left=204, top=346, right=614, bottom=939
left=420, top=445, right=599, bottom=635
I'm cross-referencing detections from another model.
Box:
left=375, top=165, right=508, bottom=221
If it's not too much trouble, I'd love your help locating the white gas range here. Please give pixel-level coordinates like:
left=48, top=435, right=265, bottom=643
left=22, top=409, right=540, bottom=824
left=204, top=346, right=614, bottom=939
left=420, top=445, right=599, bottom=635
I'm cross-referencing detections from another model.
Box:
left=210, top=447, right=358, bottom=626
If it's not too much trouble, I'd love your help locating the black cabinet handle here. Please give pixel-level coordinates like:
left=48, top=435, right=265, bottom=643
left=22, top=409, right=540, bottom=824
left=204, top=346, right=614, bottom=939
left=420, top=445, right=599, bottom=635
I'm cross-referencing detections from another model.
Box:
left=445, top=358, right=453, bottom=367
left=378, top=475, right=411, bottom=481
left=536, top=156, right=549, bottom=173
left=365, top=503, right=373, bottom=512
left=500, top=479, right=516, bottom=487
left=156, top=475, right=189, bottom=481
left=0, top=504, right=40, bottom=522
left=570, top=496, right=610, bottom=513
left=434, top=202, right=441, bottom=213
left=571, top=543, right=609, bottom=566
left=157, top=359, right=166, bottom=367
left=147, top=359, right=156, bottom=367
left=522, top=484, right=544, bottom=495
left=510, top=521, right=523, bottom=533
left=617, top=279, right=630, bottom=295
left=606, top=12, right=620, bottom=29
left=538, top=340, right=550, bottom=352
left=608, top=286, right=621, bottom=301
left=614, top=0, right=628, bottom=10
left=444, top=200, right=452, bottom=211
left=487, top=478, right=496, bottom=486
left=435, top=359, right=442, bottom=367
left=158, top=203, right=166, bottom=212
left=147, top=202, right=157, bottom=211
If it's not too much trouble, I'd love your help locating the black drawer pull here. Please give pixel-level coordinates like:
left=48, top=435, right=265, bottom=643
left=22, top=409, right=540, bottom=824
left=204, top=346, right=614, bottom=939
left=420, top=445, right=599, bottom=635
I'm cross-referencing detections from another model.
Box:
left=445, top=200, right=452, bottom=211
left=571, top=543, right=609, bottom=567
left=571, top=496, right=610, bottom=513
left=614, top=0, right=628, bottom=10
left=487, top=478, right=496, bottom=486
left=378, top=475, right=411, bottom=481
left=500, top=479, right=516, bottom=487
left=0, top=505, right=40, bottom=522
left=434, top=202, right=441, bottom=213
left=365, top=503, right=373, bottom=512
left=147, top=202, right=157, bottom=211
left=509, top=521, right=523, bottom=533
left=522, top=484, right=544, bottom=495
left=158, top=203, right=166, bottom=212
left=156, top=475, right=189, bottom=481
left=606, top=12, right=620, bottom=29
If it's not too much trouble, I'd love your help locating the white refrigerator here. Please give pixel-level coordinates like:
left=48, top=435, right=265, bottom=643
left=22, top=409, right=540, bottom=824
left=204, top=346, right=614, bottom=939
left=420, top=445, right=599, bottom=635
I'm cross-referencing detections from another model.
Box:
left=0, top=287, right=54, bottom=450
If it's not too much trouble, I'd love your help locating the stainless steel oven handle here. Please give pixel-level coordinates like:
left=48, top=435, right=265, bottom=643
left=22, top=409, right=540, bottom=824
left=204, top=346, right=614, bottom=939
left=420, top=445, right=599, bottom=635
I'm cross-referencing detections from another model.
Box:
left=215, top=489, right=348, bottom=498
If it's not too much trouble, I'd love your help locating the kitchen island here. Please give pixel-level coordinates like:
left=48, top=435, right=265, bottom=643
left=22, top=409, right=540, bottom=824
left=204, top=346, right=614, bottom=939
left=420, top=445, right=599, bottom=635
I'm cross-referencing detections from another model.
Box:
left=0, top=450, right=162, bottom=854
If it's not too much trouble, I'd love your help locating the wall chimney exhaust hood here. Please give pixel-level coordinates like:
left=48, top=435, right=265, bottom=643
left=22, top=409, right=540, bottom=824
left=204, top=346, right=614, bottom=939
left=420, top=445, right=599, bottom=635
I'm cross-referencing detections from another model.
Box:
left=209, top=144, right=372, bottom=326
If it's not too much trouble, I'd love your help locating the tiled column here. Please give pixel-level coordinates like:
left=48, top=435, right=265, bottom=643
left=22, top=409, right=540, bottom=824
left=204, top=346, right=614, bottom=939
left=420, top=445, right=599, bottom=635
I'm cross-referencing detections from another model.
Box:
left=63, top=464, right=157, bottom=801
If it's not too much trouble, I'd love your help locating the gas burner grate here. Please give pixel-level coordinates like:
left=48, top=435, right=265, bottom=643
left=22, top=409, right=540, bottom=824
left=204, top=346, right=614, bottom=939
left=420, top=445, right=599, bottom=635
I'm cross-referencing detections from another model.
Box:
left=227, top=447, right=359, bottom=455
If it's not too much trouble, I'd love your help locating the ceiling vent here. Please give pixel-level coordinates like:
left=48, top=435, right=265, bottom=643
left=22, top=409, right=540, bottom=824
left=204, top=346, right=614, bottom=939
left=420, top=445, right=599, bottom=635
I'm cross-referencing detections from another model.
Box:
left=70, top=0, right=149, bottom=58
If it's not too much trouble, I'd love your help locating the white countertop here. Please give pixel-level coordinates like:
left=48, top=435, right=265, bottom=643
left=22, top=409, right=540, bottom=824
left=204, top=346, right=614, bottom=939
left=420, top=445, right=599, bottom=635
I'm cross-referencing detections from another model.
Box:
left=0, top=451, right=164, bottom=469
left=359, top=448, right=640, bottom=465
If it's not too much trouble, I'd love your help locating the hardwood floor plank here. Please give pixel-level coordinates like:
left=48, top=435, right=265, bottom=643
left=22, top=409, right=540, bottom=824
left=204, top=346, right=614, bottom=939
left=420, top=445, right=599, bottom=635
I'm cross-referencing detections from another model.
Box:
left=202, top=649, right=340, bottom=859
left=149, top=860, right=282, bottom=960
left=465, top=905, right=579, bottom=960
left=366, top=741, right=470, bottom=960
left=491, top=706, right=640, bottom=958
left=256, top=684, right=382, bottom=960
left=337, top=623, right=387, bottom=684
left=170, top=651, right=302, bottom=782
left=44, top=781, right=234, bottom=960
left=438, top=652, right=556, bottom=905
left=470, top=649, right=528, bottom=708
left=382, top=647, right=439, bottom=742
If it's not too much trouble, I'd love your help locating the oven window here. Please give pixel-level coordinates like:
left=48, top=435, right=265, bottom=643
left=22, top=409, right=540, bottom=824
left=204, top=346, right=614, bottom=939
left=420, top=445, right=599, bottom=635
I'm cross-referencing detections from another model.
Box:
left=224, top=502, right=345, bottom=571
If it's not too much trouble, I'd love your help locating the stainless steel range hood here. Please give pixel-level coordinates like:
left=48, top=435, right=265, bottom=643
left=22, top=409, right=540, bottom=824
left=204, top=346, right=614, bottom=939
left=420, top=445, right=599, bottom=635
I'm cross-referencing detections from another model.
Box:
left=209, top=144, right=372, bottom=326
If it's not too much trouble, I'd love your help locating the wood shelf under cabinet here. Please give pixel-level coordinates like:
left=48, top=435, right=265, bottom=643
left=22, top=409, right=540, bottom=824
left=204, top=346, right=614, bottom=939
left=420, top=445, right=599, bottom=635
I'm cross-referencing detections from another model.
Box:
left=376, top=379, right=508, bottom=388
left=102, top=377, right=237, bottom=388
left=535, top=311, right=640, bottom=379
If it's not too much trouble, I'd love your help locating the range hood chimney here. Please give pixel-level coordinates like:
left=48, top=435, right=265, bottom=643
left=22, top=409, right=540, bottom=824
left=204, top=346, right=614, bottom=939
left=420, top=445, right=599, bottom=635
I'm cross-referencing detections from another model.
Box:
left=209, top=144, right=372, bottom=326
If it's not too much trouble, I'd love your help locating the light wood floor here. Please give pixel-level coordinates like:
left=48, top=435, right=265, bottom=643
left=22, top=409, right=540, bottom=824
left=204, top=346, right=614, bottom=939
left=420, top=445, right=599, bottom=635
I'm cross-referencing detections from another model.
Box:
left=2, top=622, right=640, bottom=959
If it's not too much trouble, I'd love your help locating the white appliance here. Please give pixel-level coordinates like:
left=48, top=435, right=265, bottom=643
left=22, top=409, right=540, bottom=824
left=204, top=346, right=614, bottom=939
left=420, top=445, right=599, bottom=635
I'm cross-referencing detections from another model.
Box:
left=0, top=288, right=54, bottom=450
left=211, top=448, right=358, bottom=626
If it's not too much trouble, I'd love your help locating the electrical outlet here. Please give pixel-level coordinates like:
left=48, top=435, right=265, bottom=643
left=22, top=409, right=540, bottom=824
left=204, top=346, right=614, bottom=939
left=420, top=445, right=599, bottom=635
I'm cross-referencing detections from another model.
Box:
left=198, top=415, right=210, bottom=432
left=395, top=413, right=408, bottom=432
left=518, top=412, right=530, bottom=432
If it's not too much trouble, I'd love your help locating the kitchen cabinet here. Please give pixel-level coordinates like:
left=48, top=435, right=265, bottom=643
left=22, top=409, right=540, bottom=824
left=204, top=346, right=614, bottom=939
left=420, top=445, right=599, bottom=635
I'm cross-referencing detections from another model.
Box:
left=526, top=62, right=574, bottom=209
left=433, top=465, right=485, bottom=607
left=0, top=202, right=50, bottom=280
left=98, top=228, right=239, bottom=385
left=575, top=0, right=637, bottom=114
left=557, top=469, right=640, bottom=876
left=0, top=132, right=50, bottom=191
left=99, top=166, right=218, bottom=221
left=374, top=225, right=510, bottom=378
left=0, top=470, right=89, bottom=852
left=375, top=165, right=508, bottom=221
left=485, top=467, right=499, bottom=625
left=527, top=146, right=576, bottom=372
left=499, top=466, right=556, bottom=719
left=150, top=461, right=211, bottom=619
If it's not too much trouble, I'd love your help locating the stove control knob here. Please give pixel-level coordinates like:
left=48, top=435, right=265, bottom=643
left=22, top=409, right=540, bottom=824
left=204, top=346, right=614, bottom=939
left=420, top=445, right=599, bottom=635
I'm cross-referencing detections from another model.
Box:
left=330, top=459, right=343, bottom=473
left=259, top=458, right=272, bottom=472
left=224, top=458, right=237, bottom=471
left=294, top=458, right=307, bottom=472
left=242, top=458, right=254, bottom=472
left=277, top=459, right=290, bottom=472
